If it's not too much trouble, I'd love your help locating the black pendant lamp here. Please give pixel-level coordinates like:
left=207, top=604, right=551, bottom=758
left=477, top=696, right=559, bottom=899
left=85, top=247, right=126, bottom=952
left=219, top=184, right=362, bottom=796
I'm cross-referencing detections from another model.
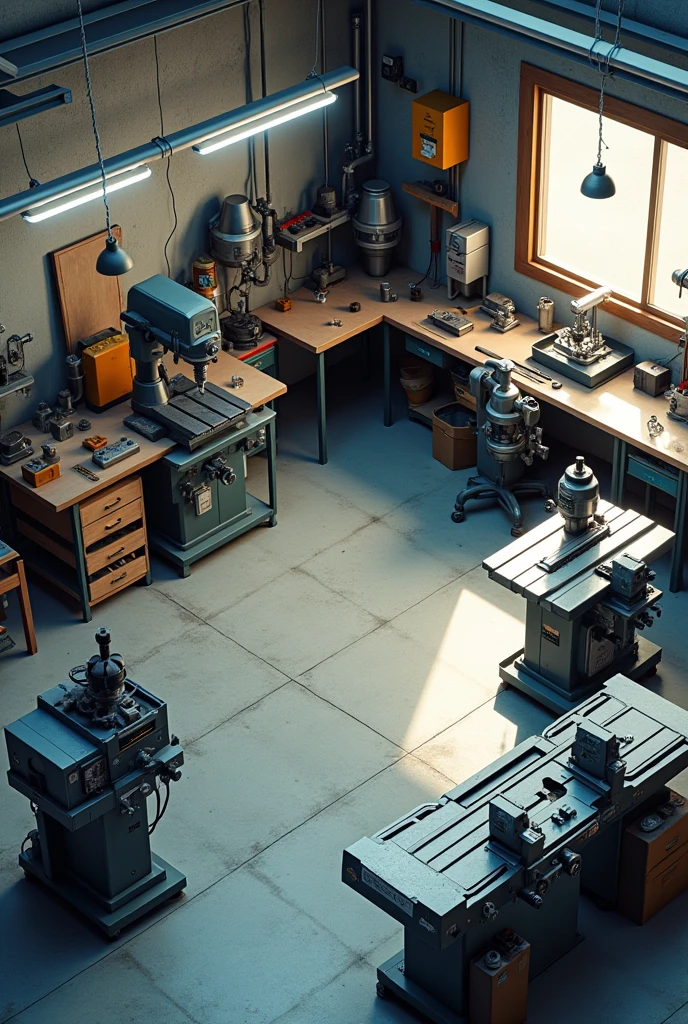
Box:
left=76, top=0, right=133, bottom=276
left=580, top=0, right=623, bottom=200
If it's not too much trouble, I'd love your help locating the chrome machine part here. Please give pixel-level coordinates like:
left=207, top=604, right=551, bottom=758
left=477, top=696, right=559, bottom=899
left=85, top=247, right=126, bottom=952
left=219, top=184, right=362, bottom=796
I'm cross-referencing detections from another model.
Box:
left=210, top=194, right=263, bottom=268
left=548, top=455, right=601, bottom=535
left=352, top=180, right=402, bottom=278
left=554, top=287, right=612, bottom=365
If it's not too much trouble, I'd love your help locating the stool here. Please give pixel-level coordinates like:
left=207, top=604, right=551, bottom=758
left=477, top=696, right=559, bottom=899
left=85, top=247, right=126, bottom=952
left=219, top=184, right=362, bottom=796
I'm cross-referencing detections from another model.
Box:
left=611, top=440, right=686, bottom=593
left=0, top=542, right=37, bottom=654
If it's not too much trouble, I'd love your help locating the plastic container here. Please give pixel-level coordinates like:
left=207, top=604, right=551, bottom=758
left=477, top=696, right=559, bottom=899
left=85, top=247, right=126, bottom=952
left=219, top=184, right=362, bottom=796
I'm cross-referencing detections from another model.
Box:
left=400, top=365, right=433, bottom=406
left=432, top=402, right=477, bottom=470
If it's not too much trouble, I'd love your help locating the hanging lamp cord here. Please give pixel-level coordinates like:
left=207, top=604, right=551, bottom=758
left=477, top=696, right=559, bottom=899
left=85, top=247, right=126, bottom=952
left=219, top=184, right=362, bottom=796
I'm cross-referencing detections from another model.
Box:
left=588, top=0, right=625, bottom=166
left=75, top=0, right=114, bottom=243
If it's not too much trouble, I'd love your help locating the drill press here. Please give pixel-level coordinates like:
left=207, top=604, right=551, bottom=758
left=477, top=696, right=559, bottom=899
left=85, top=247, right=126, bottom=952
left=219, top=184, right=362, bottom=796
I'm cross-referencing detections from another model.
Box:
left=484, top=457, right=674, bottom=713
left=4, top=628, right=185, bottom=937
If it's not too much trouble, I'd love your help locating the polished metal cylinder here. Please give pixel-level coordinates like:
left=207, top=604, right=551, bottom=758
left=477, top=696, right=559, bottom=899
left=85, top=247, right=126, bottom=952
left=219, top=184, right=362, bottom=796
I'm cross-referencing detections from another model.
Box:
left=352, top=180, right=402, bottom=277
left=557, top=455, right=599, bottom=534
left=537, top=296, right=554, bottom=333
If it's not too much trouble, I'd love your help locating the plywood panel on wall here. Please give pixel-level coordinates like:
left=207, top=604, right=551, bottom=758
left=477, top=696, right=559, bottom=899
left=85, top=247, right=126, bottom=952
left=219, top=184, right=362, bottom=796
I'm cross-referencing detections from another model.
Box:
left=51, top=226, right=123, bottom=354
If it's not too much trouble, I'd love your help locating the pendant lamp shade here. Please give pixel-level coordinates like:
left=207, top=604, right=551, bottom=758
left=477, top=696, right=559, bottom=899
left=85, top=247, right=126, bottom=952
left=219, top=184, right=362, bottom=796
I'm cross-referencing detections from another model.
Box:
left=96, top=235, right=134, bottom=276
left=580, top=162, right=616, bottom=200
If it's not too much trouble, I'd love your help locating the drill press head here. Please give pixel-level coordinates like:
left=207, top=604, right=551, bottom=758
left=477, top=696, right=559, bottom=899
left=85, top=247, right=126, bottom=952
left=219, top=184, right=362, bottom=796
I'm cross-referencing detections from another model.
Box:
left=557, top=456, right=600, bottom=534
left=75, top=627, right=138, bottom=727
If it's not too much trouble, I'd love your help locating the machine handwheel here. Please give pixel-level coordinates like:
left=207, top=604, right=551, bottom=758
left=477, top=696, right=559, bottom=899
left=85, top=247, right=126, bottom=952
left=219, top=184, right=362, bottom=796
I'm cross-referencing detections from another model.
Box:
left=451, top=510, right=464, bottom=523
left=376, top=982, right=389, bottom=1000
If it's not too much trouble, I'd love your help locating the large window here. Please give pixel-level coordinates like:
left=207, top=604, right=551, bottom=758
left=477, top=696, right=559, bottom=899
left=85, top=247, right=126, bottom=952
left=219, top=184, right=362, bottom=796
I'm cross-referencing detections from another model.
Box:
left=515, top=64, right=688, bottom=342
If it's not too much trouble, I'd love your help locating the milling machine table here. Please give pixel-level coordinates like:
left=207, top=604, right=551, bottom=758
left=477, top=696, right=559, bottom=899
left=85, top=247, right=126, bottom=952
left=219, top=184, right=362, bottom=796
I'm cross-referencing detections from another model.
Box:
left=343, top=675, right=688, bottom=1024
left=483, top=500, right=674, bottom=713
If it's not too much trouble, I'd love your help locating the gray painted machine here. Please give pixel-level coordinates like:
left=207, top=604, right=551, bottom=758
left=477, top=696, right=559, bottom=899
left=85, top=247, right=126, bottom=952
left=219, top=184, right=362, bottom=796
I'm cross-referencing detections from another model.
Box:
left=343, top=675, right=688, bottom=1024
left=4, top=628, right=185, bottom=938
left=484, top=457, right=674, bottom=713
left=452, top=358, right=550, bottom=536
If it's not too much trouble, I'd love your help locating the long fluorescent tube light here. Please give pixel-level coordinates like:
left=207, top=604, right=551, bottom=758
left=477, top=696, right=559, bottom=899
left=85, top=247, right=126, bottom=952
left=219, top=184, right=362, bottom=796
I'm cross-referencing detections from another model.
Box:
left=21, top=165, right=151, bottom=223
left=193, top=91, right=337, bottom=155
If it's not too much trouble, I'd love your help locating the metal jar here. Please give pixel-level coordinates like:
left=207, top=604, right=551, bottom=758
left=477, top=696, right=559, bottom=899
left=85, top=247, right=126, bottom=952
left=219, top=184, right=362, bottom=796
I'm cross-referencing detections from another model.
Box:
left=352, top=180, right=402, bottom=278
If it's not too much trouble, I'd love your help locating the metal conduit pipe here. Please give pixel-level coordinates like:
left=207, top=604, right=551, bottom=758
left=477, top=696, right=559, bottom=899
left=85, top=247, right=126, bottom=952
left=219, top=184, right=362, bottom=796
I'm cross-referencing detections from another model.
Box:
left=342, top=0, right=374, bottom=207
left=0, top=65, right=359, bottom=224
left=411, top=0, right=688, bottom=102
left=352, top=13, right=363, bottom=153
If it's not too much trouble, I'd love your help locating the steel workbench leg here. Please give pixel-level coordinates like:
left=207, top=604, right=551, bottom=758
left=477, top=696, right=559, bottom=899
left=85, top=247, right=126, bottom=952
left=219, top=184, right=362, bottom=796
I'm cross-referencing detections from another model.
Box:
left=611, top=438, right=626, bottom=505
left=316, top=351, right=328, bottom=465
left=670, top=469, right=687, bottom=593
left=383, top=323, right=392, bottom=427
left=267, top=417, right=278, bottom=527
left=361, top=331, right=371, bottom=381
left=71, top=504, right=92, bottom=623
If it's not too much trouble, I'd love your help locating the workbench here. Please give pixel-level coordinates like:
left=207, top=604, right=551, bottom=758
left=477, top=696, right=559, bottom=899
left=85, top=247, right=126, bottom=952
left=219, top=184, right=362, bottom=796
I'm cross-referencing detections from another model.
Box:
left=256, top=265, right=688, bottom=590
left=0, top=354, right=286, bottom=622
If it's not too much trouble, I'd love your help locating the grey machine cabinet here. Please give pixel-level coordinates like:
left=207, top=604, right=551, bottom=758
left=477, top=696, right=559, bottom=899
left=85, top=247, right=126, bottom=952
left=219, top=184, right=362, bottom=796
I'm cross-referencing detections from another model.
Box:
left=343, top=675, right=688, bottom=1024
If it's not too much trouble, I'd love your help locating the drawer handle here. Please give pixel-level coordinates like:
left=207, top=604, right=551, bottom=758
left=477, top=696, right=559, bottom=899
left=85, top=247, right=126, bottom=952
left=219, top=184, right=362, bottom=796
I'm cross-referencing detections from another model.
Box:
left=108, top=546, right=126, bottom=559
left=110, top=572, right=127, bottom=585
left=666, top=837, right=679, bottom=852
left=104, top=518, right=122, bottom=531
left=104, top=497, right=122, bottom=510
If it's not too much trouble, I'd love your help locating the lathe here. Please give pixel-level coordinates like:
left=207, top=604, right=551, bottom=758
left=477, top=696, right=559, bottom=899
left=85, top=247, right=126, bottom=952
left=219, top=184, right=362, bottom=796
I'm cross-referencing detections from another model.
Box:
left=484, top=457, right=674, bottom=713
left=4, top=628, right=185, bottom=938
left=343, top=675, right=688, bottom=1024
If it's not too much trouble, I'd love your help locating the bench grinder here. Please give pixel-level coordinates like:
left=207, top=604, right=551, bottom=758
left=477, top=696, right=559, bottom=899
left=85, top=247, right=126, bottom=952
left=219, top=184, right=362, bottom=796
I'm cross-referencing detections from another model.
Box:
left=4, top=628, right=185, bottom=938
left=484, top=457, right=674, bottom=713
left=451, top=358, right=550, bottom=536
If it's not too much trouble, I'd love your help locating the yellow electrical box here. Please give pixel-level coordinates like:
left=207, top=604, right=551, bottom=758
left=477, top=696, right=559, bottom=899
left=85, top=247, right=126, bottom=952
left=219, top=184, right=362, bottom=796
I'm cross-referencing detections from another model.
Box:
left=81, top=329, right=134, bottom=412
left=412, top=90, right=469, bottom=169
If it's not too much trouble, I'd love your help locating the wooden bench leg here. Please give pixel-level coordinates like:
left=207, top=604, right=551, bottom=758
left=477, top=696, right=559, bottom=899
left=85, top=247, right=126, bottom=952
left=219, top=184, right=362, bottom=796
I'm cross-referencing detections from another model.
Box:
left=15, top=558, right=37, bottom=655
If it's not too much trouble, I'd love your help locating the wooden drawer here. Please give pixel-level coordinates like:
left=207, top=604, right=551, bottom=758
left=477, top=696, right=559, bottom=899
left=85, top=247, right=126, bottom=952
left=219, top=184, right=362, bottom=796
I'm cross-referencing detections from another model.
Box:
left=82, top=497, right=143, bottom=548
left=80, top=476, right=142, bottom=528
left=89, top=552, right=148, bottom=604
left=85, top=526, right=146, bottom=575
left=452, top=383, right=477, bottom=411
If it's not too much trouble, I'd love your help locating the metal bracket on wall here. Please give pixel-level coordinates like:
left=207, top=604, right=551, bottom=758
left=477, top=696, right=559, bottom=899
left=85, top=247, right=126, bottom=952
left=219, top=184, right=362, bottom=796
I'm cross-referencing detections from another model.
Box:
left=0, top=0, right=252, bottom=86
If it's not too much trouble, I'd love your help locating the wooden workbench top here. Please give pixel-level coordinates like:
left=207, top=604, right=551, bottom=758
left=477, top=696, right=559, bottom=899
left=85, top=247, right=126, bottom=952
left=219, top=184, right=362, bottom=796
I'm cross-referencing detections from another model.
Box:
left=0, top=352, right=286, bottom=513
left=256, top=264, right=688, bottom=475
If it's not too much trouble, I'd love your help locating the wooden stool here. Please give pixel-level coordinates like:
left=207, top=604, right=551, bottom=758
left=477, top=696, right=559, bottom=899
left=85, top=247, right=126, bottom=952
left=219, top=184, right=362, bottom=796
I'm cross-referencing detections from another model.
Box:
left=0, top=541, right=37, bottom=655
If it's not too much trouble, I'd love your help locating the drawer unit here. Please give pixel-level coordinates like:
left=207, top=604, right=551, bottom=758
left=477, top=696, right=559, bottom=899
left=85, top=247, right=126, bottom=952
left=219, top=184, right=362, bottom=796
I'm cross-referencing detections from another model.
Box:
left=618, top=791, right=688, bottom=924
left=79, top=475, right=149, bottom=604
left=405, top=334, right=455, bottom=369
left=627, top=454, right=679, bottom=497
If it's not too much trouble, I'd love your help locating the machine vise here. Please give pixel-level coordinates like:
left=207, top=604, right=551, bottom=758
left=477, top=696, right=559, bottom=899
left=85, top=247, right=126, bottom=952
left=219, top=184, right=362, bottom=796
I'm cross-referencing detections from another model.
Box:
left=343, top=675, right=688, bottom=1024
left=4, top=628, right=186, bottom=938
left=484, top=457, right=673, bottom=713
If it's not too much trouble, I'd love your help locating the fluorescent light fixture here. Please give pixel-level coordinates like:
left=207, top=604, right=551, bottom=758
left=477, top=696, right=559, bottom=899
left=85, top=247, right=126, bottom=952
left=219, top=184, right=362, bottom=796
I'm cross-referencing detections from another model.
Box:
left=193, top=91, right=337, bottom=155
left=21, top=165, right=151, bottom=223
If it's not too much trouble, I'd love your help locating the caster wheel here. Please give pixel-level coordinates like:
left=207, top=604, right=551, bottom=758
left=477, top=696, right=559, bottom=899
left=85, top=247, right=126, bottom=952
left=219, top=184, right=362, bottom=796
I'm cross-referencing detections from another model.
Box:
left=511, top=525, right=524, bottom=537
left=170, top=890, right=185, bottom=901
left=376, top=982, right=389, bottom=1000
left=646, top=666, right=658, bottom=677
left=451, top=510, right=464, bottom=523
left=107, top=930, right=121, bottom=943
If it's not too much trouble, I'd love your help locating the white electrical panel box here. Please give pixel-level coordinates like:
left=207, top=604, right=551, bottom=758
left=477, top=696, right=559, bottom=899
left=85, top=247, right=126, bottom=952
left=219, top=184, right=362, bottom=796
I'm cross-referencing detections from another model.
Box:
left=446, top=219, right=489, bottom=299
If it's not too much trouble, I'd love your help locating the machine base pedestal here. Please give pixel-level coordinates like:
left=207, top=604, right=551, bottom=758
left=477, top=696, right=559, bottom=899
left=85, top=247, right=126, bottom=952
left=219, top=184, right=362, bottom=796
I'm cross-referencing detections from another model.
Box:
left=149, top=494, right=275, bottom=577
left=377, top=951, right=467, bottom=1024
left=500, top=638, right=662, bottom=714
left=19, top=848, right=186, bottom=938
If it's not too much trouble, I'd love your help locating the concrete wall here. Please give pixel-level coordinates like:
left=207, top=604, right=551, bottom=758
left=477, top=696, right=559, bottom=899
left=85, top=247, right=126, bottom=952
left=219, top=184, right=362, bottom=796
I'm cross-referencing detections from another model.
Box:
left=0, top=0, right=359, bottom=428
left=374, top=0, right=688, bottom=402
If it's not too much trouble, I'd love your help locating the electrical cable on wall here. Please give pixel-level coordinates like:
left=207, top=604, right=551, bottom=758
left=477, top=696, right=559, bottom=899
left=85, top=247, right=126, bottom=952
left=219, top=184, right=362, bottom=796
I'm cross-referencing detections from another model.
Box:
left=15, top=126, right=39, bottom=189
left=153, top=35, right=179, bottom=279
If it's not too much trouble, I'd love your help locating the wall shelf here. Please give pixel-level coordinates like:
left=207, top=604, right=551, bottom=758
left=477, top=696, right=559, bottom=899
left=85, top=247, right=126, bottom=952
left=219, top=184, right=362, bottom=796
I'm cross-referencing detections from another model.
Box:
left=402, top=181, right=459, bottom=217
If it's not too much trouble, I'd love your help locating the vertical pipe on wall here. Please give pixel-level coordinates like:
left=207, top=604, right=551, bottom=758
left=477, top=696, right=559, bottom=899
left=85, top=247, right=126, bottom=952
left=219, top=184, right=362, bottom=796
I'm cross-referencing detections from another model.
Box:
left=258, top=0, right=271, bottom=205
left=364, top=0, right=373, bottom=151
left=352, top=13, right=362, bottom=155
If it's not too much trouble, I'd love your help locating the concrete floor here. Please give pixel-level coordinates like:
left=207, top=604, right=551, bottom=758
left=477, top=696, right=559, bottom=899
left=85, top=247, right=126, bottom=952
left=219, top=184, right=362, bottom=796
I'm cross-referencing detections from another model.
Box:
left=1, top=351, right=688, bottom=1024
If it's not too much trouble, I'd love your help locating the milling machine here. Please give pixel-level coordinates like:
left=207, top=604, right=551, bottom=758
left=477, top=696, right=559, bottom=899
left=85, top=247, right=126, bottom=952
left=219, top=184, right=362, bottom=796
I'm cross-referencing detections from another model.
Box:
left=484, top=457, right=674, bottom=713
left=532, top=286, right=634, bottom=388
left=452, top=358, right=550, bottom=536
left=343, top=675, right=688, bottom=1024
left=4, top=628, right=185, bottom=938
